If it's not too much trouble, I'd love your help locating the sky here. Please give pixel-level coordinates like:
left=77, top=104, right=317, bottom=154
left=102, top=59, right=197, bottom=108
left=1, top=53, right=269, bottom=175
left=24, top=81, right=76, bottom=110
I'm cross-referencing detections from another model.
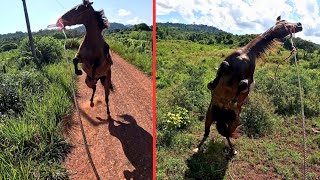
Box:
left=0, top=0, right=152, bottom=34
left=157, top=0, right=320, bottom=44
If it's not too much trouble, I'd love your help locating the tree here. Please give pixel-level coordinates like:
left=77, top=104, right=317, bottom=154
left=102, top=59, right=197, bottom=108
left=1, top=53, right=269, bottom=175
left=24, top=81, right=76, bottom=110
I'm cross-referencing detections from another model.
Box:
left=133, top=23, right=151, bottom=31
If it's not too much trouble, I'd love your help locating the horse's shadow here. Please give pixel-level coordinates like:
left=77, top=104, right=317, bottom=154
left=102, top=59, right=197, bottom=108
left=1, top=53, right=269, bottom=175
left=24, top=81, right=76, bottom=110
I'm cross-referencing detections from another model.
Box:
left=185, top=139, right=232, bottom=180
left=106, top=114, right=152, bottom=180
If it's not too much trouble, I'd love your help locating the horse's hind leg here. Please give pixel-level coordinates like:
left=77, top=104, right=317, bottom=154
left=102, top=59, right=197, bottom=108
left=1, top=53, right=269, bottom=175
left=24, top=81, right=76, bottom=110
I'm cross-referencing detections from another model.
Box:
left=194, top=104, right=214, bottom=153
left=226, top=137, right=237, bottom=155
left=101, top=70, right=112, bottom=117
left=204, top=104, right=214, bottom=137
left=90, top=85, right=96, bottom=107
left=73, top=58, right=82, bottom=75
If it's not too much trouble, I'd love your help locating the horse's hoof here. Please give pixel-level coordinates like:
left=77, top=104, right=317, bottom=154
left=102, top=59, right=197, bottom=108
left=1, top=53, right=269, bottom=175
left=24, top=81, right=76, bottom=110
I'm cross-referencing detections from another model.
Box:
left=233, top=150, right=238, bottom=155
left=228, top=149, right=237, bottom=156
left=90, top=102, right=94, bottom=107
left=193, top=148, right=199, bottom=153
left=75, top=70, right=82, bottom=75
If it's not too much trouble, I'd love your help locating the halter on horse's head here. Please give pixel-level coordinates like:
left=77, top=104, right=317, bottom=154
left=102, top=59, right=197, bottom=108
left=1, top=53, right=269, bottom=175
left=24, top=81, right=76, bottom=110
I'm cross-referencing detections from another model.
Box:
left=262, top=16, right=302, bottom=39
left=56, top=0, right=109, bottom=30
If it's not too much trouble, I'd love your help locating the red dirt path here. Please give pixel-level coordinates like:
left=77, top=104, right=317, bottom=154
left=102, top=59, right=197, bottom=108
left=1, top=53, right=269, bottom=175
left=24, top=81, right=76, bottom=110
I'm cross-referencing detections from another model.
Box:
left=64, top=53, right=152, bottom=179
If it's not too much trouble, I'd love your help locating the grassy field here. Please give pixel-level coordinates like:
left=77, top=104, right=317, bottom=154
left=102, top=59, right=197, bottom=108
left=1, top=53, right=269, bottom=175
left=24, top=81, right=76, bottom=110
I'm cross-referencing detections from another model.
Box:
left=106, top=30, right=152, bottom=75
left=156, top=39, right=320, bottom=179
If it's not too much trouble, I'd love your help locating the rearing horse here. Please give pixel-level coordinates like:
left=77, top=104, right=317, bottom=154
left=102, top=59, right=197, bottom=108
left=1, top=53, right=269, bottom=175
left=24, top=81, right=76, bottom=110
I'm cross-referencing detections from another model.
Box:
left=197, top=16, right=302, bottom=155
left=56, top=0, right=113, bottom=116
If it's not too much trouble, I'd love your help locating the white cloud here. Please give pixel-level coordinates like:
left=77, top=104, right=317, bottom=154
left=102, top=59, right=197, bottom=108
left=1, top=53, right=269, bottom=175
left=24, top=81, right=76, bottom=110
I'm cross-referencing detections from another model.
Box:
left=118, top=9, right=131, bottom=17
left=127, top=17, right=144, bottom=25
left=157, top=0, right=320, bottom=43
left=171, top=18, right=179, bottom=23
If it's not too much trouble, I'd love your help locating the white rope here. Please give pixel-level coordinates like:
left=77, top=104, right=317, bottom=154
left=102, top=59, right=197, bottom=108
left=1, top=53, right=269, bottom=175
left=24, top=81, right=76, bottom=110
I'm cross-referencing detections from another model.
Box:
left=62, top=29, right=101, bottom=180
left=292, top=32, right=307, bottom=180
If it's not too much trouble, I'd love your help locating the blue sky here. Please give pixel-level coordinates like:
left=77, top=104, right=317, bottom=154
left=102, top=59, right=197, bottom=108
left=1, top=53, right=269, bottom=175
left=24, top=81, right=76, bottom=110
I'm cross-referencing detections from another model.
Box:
left=157, top=0, right=320, bottom=43
left=0, top=0, right=152, bottom=34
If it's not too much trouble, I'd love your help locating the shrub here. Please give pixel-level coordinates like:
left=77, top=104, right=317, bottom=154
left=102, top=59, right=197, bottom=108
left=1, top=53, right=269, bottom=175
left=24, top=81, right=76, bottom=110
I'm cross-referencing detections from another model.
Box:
left=19, top=36, right=63, bottom=65
left=64, top=39, right=80, bottom=50
left=133, top=23, right=151, bottom=31
left=0, top=75, right=24, bottom=117
left=163, top=106, right=190, bottom=131
left=309, top=151, right=320, bottom=165
left=0, top=70, right=48, bottom=119
left=52, top=32, right=65, bottom=39
left=314, top=135, right=320, bottom=149
left=241, top=92, right=276, bottom=138
left=255, top=66, right=320, bottom=118
left=166, top=65, right=209, bottom=115
left=0, top=43, right=18, bottom=52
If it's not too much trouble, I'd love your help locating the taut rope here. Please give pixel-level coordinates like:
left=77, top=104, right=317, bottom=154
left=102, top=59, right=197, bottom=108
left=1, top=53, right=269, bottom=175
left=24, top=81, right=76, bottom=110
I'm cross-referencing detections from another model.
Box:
left=292, top=31, right=307, bottom=180
left=275, top=29, right=307, bottom=179
left=62, top=29, right=101, bottom=180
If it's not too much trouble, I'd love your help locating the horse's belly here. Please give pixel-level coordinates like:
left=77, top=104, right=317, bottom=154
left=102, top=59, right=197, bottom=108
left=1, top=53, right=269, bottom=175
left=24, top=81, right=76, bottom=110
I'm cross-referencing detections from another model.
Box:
left=82, top=63, right=110, bottom=79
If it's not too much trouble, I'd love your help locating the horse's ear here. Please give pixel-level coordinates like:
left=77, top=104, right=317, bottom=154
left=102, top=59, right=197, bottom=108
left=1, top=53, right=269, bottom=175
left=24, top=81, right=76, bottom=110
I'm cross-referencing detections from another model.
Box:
left=276, top=16, right=281, bottom=22
left=83, top=0, right=93, bottom=6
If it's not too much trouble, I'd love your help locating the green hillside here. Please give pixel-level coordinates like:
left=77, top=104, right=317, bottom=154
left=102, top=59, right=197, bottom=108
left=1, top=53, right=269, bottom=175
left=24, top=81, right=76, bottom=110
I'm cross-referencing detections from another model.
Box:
left=156, top=24, right=320, bottom=179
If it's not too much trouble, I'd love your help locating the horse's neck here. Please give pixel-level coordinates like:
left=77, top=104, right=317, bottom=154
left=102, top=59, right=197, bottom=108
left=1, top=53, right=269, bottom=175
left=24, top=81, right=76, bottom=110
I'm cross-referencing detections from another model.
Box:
left=83, top=21, right=104, bottom=45
left=242, top=36, right=274, bottom=60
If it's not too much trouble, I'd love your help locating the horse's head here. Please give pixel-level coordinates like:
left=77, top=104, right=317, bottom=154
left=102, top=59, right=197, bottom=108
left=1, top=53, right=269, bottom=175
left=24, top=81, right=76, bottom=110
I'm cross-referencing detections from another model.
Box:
left=263, top=16, right=303, bottom=39
left=56, top=0, right=95, bottom=29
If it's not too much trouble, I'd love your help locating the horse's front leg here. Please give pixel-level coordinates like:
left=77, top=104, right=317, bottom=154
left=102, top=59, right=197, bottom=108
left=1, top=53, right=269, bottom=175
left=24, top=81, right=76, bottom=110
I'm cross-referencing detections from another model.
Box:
left=208, top=61, right=230, bottom=90
left=85, top=76, right=97, bottom=107
left=232, top=78, right=250, bottom=103
left=226, top=136, right=237, bottom=156
left=73, top=57, right=83, bottom=75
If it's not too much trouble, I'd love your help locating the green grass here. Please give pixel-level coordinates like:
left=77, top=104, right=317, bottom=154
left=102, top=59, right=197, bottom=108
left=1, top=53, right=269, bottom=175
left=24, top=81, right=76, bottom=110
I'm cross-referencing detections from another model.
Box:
left=106, top=30, right=152, bottom=75
left=156, top=39, right=320, bottom=179
left=0, top=43, right=76, bottom=179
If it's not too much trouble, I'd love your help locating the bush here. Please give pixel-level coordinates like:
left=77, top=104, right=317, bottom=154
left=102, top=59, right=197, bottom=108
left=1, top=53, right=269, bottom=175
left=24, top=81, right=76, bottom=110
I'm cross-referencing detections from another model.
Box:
left=163, top=106, right=190, bottom=130
left=0, top=75, right=24, bottom=117
left=255, top=66, right=320, bottom=118
left=314, top=136, right=320, bottom=149
left=0, top=69, right=49, bottom=119
left=0, top=43, right=18, bottom=52
left=133, top=23, right=151, bottom=31
left=65, top=39, right=80, bottom=50
left=171, top=66, right=209, bottom=115
left=19, top=36, right=63, bottom=65
left=241, top=92, right=276, bottom=138
left=309, top=151, right=320, bottom=165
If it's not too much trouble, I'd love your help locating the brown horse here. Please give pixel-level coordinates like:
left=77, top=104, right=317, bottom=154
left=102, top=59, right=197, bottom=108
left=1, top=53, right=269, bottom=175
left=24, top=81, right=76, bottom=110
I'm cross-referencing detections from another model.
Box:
left=197, top=16, right=302, bottom=155
left=56, top=0, right=113, bottom=116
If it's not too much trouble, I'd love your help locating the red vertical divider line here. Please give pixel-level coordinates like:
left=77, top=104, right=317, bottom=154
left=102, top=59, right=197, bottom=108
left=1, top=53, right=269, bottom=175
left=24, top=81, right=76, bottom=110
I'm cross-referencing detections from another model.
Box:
left=152, top=0, right=157, bottom=179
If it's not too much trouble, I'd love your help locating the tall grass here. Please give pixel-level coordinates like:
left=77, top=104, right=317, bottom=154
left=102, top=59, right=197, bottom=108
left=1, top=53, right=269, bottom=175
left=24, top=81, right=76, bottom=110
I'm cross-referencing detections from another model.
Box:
left=106, top=30, right=152, bottom=75
left=0, top=37, right=75, bottom=179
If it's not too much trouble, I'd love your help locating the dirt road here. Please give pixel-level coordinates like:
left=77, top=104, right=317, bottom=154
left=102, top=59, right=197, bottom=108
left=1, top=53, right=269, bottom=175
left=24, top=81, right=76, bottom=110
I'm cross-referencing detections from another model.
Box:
left=64, top=53, right=152, bottom=179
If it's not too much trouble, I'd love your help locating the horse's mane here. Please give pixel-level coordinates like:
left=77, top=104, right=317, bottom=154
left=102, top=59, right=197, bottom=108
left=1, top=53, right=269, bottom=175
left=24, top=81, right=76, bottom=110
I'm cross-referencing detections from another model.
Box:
left=95, top=10, right=109, bottom=30
left=244, top=36, right=282, bottom=60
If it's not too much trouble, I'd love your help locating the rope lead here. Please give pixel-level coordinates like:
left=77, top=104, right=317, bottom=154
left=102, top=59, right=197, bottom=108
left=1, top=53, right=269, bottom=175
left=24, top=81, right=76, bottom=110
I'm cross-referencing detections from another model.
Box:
left=62, top=29, right=101, bottom=180
left=292, top=32, right=307, bottom=180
